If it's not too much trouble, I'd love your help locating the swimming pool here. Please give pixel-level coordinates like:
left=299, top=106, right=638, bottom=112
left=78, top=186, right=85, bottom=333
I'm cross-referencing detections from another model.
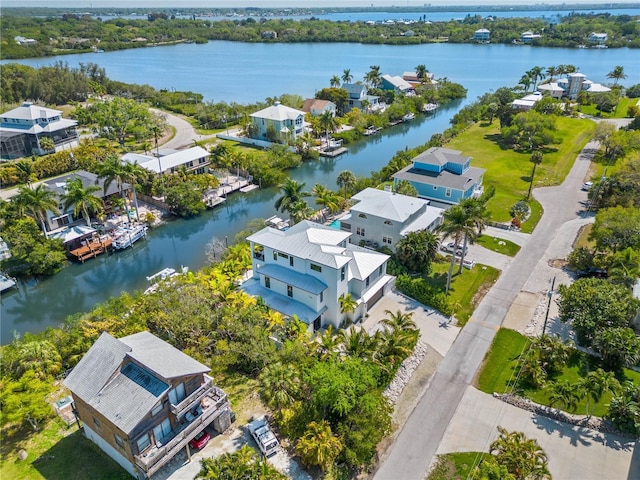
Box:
left=329, top=220, right=341, bottom=229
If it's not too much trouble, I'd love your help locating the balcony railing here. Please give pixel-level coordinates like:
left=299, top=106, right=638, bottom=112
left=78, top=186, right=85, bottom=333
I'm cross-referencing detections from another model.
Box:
left=170, top=375, right=218, bottom=417
left=134, top=390, right=229, bottom=478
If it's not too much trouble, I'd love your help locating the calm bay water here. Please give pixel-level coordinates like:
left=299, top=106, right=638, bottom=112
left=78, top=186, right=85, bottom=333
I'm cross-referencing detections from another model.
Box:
left=1, top=40, right=638, bottom=343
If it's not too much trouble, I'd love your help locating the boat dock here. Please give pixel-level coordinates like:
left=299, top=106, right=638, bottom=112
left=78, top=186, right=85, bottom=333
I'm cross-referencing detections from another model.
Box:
left=239, top=184, right=259, bottom=193
left=319, top=147, right=347, bottom=157
left=69, top=235, right=113, bottom=262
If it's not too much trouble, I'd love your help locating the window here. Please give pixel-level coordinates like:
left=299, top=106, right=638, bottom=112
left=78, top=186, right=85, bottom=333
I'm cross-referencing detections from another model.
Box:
left=358, top=213, right=367, bottom=219
left=273, top=250, right=277, bottom=260
left=341, top=267, right=346, bottom=281
left=265, top=276, right=270, bottom=288
left=366, top=276, right=370, bottom=287
left=151, top=402, right=162, bottom=417
left=433, top=185, right=438, bottom=190
left=384, top=220, right=392, bottom=226
left=320, top=291, right=323, bottom=302
left=114, top=434, right=125, bottom=449
left=383, top=236, right=392, bottom=245
left=93, top=417, right=101, bottom=429
left=356, top=227, right=365, bottom=236
left=287, top=285, right=293, bottom=297
left=137, top=434, right=151, bottom=453
left=446, top=188, right=452, bottom=197
left=278, top=252, right=289, bottom=260
left=310, top=263, right=322, bottom=272
left=379, top=265, right=383, bottom=275
left=290, top=256, right=294, bottom=267
left=153, top=418, right=172, bottom=443
left=168, top=382, right=186, bottom=405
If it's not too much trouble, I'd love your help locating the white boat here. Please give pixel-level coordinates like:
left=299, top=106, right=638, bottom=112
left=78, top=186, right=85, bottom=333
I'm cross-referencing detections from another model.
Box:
left=364, top=126, right=382, bottom=136
left=423, top=103, right=439, bottom=113
left=144, top=266, right=188, bottom=294
left=402, top=112, right=415, bottom=122
left=266, top=215, right=290, bottom=231
left=112, top=224, right=147, bottom=250
left=0, top=272, right=17, bottom=293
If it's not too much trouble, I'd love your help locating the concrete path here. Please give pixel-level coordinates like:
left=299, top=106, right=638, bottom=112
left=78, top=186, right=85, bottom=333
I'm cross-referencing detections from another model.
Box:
left=483, top=225, right=530, bottom=247
left=373, top=141, right=602, bottom=480
left=437, top=387, right=638, bottom=480
left=151, top=109, right=217, bottom=151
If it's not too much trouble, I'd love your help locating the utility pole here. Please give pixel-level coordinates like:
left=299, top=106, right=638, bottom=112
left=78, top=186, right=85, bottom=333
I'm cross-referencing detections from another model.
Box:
left=542, top=276, right=556, bottom=336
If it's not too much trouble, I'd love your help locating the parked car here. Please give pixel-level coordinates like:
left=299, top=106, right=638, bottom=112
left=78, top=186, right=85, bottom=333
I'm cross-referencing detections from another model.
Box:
left=440, top=242, right=468, bottom=256
left=581, top=181, right=593, bottom=191
left=189, top=430, right=210, bottom=450
left=248, top=417, right=279, bottom=458
left=576, top=267, right=607, bottom=279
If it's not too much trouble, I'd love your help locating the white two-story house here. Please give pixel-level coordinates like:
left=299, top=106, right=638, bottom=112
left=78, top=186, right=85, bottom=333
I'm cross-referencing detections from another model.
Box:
left=243, top=221, right=394, bottom=331
left=249, top=102, right=306, bottom=143
left=340, top=187, right=444, bottom=252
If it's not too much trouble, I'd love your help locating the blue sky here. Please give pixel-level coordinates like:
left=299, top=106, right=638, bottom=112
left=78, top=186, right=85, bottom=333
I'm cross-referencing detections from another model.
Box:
left=3, top=1, right=639, bottom=7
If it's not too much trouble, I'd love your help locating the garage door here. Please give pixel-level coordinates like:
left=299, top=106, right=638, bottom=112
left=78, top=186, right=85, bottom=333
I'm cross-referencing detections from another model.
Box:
left=368, top=287, right=384, bottom=308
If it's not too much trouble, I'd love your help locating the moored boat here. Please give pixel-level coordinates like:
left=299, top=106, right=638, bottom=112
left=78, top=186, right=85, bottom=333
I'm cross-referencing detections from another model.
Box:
left=112, top=224, right=148, bottom=250
left=402, top=112, right=415, bottom=122
left=0, top=272, right=17, bottom=293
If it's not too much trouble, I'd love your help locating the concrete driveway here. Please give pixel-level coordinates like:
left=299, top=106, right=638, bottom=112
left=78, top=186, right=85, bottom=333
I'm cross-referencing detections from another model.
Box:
left=362, top=291, right=461, bottom=357
left=437, top=387, right=639, bottom=480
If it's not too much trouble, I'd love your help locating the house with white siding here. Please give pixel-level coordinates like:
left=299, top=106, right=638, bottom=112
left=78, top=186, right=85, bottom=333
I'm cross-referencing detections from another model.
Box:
left=249, top=102, right=306, bottom=143
left=122, top=146, right=210, bottom=175
left=243, top=221, right=394, bottom=330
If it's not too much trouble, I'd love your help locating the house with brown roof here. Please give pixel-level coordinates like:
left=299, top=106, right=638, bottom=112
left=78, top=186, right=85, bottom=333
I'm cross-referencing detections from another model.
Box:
left=64, top=331, right=231, bottom=479
left=301, top=98, right=337, bottom=117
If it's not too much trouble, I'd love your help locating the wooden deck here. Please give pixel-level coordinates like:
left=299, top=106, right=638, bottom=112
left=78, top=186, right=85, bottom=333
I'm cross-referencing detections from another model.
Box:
left=69, top=237, right=112, bottom=262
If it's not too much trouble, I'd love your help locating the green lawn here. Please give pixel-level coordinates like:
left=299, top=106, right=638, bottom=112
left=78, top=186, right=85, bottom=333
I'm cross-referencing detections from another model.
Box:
left=476, top=235, right=521, bottom=257
left=427, top=452, right=490, bottom=480
left=0, top=421, right=128, bottom=480
left=476, top=328, right=640, bottom=418
left=579, top=97, right=635, bottom=119
left=447, top=118, right=595, bottom=226
left=431, top=260, right=501, bottom=325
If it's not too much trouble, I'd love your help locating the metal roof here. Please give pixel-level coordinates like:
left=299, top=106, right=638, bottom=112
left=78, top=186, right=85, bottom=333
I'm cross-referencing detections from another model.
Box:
left=43, top=170, right=126, bottom=198
left=250, top=102, right=305, bottom=122
left=1, top=102, right=64, bottom=121
left=247, top=221, right=353, bottom=269
left=381, top=74, right=413, bottom=91
left=346, top=244, right=389, bottom=281
left=412, top=147, right=469, bottom=167
left=123, top=146, right=209, bottom=174
left=351, top=188, right=429, bottom=222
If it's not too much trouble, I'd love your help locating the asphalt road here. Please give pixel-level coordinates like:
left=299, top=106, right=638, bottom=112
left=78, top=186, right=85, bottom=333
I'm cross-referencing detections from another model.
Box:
left=373, top=141, right=600, bottom=480
left=151, top=109, right=214, bottom=150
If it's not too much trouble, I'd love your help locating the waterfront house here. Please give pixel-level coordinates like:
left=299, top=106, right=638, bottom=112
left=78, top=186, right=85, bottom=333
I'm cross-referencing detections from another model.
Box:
left=0, top=102, right=78, bottom=160
left=342, top=83, right=382, bottom=113
left=537, top=72, right=610, bottom=100
left=42, top=170, right=129, bottom=232
left=392, top=147, right=485, bottom=206
left=473, top=29, right=491, bottom=42
left=242, top=220, right=393, bottom=330
left=589, top=32, right=608, bottom=46
left=511, top=91, right=544, bottom=111
left=340, top=187, right=444, bottom=252
left=380, top=75, right=415, bottom=95
left=403, top=71, right=438, bottom=88
left=64, top=331, right=232, bottom=479
left=520, top=31, right=542, bottom=43
left=249, top=102, right=306, bottom=143
left=122, top=146, right=210, bottom=175
left=301, top=98, right=337, bottom=117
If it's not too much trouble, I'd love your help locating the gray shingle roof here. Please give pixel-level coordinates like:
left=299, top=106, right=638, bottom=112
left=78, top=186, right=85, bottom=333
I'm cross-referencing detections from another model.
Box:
left=250, top=103, right=305, bottom=122
left=1, top=102, right=64, bottom=121
left=247, top=221, right=353, bottom=269
left=64, top=331, right=210, bottom=434
left=393, top=165, right=485, bottom=191
left=44, top=170, right=126, bottom=198
left=412, top=147, right=469, bottom=167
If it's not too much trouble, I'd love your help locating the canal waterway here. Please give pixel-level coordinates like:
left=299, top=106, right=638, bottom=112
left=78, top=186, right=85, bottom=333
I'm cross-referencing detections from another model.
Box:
left=1, top=40, right=638, bottom=343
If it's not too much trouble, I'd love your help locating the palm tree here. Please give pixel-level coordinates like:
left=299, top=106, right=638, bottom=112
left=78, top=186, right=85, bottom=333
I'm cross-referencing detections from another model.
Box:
left=548, top=380, right=581, bottom=412
left=95, top=155, right=131, bottom=222
left=518, top=74, right=532, bottom=93
left=338, top=325, right=376, bottom=360
left=381, top=309, right=417, bottom=332
left=457, top=198, right=488, bottom=274
left=38, top=136, right=55, bottom=153
left=318, top=325, right=339, bottom=360
left=330, top=75, right=341, bottom=88
left=288, top=200, right=312, bottom=224
left=364, top=65, right=381, bottom=88
left=415, top=64, right=429, bottom=84
left=581, top=368, right=621, bottom=416
left=61, top=178, right=104, bottom=227
left=14, top=159, right=37, bottom=186
left=318, top=110, right=338, bottom=147
left=527, top=151, right=543, bottom=200
left=13, top=184, right=60, bottom=236
left=274, top=178, right=310, bottom=214
left=608, top=247, right=640, bottom=289
left=438, top=204, right=477, bottom=291
left=490, top=427, right=551, bottom=480
left=295, top=420, right=343, bottom=472
left=528, top=66, right=545, bottom=90
left=341, top=68, right=353, bottom=84
left=546, top=65, right=558, bottom=81
left=338, top=293, right=358, bottom=323
left=258, top=362, right=300, bottom=410
left=607, top=65, right=627, bottom=85
left=395, top=229, right=440, bottom=274
left=313, top=184, right=341, bottom=214
left=336, top=170, right=356, bottom=199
